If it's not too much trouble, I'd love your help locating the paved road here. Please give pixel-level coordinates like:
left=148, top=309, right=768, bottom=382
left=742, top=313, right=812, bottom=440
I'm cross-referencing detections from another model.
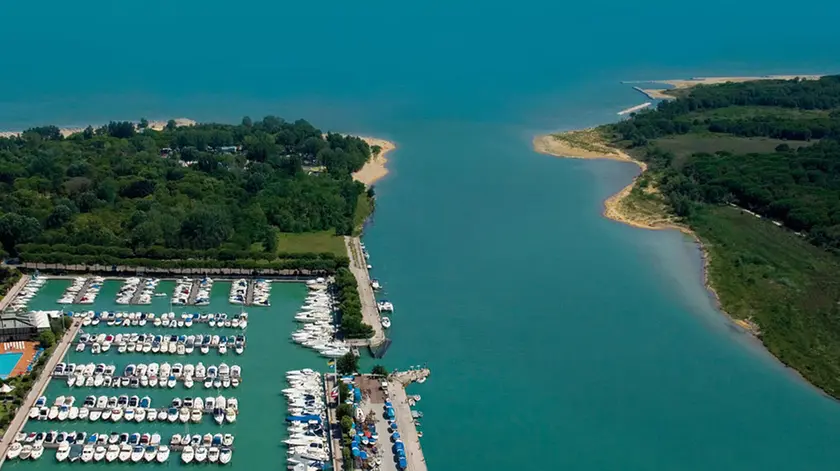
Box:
left=0, top=320, right=80, bottom=467
left=344, top=237, right=385, bottom=346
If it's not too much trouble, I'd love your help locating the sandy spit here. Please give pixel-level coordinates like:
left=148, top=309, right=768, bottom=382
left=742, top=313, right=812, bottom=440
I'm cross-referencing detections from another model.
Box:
left=630, top=74, right=824, bottom=100
left=353, top=137, right=396, bottom=187
left=0, top=118, right=196, bottom=139
left=533, top=130, right=758, bottom=335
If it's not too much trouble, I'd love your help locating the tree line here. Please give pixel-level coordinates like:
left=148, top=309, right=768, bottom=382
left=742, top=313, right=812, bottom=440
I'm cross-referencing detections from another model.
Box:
left=605, top=75, right=840, bottom=251
left=0, top=116, right=373, bottom=270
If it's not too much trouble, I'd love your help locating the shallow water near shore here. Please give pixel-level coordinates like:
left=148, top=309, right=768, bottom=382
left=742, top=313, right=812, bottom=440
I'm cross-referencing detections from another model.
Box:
left=4, top=0, right=840, bottom=468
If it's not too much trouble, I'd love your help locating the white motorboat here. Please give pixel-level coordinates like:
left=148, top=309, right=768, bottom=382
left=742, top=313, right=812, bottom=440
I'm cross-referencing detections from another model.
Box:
left=143, top=446, right=156, bottom=462
left=219, top=447, right=232, bottom=464
left=157, top=445, right=170, bottom=463
left=30, top=444, right=44, bottom=460
left=106, top=445, right=119, bottom=462
left=93, top=445, right=107, bottom=462
left=131, top=445, right=144, bottom=462
left=208, top=447, right=220, bottom=463
left=118, top=444, right=132, bottom=462
left=81, top=445, right=94, bottom=462
left=56, top=442, right=71, bottom=462
left=181, top=446, right=194, bottom=463
left=6, top=443, right=22, bottom=459
left=194, top=446, right=208, bottom=462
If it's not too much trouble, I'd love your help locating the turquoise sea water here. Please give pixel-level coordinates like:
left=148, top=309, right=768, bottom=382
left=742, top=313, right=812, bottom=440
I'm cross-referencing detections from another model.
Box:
left=0, top=353, right=24, bottom=380
left=4, top=0, right=840, bottom=468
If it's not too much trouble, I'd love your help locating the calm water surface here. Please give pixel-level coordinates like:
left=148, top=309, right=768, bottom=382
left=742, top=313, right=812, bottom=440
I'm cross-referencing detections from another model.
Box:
left=3, top=0, right=840, bottom=468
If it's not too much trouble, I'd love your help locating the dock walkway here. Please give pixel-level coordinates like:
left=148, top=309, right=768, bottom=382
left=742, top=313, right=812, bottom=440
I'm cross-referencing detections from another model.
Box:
left=129, top=282, right=145, bottom=304
left=344, top=237, right=385, bottom=348
left=244, top=282, right=255, bottom=306
left=0, top=320, right=81, bottom=467
left=71, top=279, right=94, bottom=304
left=0, top=275, right=29, bottom=312
left=187, top=280, right=200, bottom=305
left=390, top=384, right=427, bottom=471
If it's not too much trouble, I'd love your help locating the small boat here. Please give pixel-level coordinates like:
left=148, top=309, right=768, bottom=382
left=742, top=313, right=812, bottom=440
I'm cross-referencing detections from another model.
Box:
left=94, top=445, right=107, bottom=462
left=195, top=446, right=208, bottom=462
left=56, top=442, right=71, bottom=462
left=131, top=445, right=144, bottom=462
left=181, top=445, right=194, bottom=463
left=20, top=444, right=32, bottom=460
left=222, top=434, right=234, bottom=446
left=106, top=444, right=119, bottom=462
left=118, top=444, right=131, bottom=462
left=6, top=443, right=22, bottom=459
left=157, top=445, right=170, bottom=463
left=30, top=444, right=44, bottom=460
left=208, top=447, right=220, bottom=463
left=144, top=445, right=156, bottom=462
left=381, top=317, right=391, bottom=328
left=219, top=447, right=232, bottom=464
left=81, top=445, right=94, bottom=462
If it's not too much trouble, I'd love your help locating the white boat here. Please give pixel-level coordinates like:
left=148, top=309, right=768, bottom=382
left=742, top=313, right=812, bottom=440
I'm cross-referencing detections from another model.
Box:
left=219, top=447, right=232, bottom=464
left=208, top=447, right=220, bottom=463
left=143, top=446, right=156, bottom=461
left=106, top=445, right=119, bottom=462
left=131, top=445, right=144, bottom=462
left=222, top=434, right=234, bottom=446
left=81, top=445, right=94, bottom=462
left=195, top=446, right=208, bottom=462
left=181, top=446, right=194, bottom=463
left=30, top=444, right=44, bottom=460
left=56, top=442, right=70, bottom=462
left=118, top=444, right=131, bottom=462
left=7, top=443, right=22, bottom=459
left=225, top=408, right=236, bottom=423
left=157, top=445, right=170, bottom=463
left=381, top=317, right=391, bottom=328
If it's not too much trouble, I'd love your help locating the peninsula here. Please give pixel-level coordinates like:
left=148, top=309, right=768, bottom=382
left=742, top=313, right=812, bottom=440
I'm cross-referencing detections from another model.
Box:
left=536, top=75, right=840, bottom=399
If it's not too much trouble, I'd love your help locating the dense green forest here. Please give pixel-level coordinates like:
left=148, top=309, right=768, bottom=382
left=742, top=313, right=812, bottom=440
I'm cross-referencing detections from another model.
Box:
left=609, top=76, right=840, bottom=250
left=602, top=75, right=840, bottom=397
left=0, top=117, right=373, bottom=270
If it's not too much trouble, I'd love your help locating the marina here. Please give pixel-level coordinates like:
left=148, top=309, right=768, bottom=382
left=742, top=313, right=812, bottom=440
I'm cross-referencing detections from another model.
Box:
left=0, top=278, right=313, bottom=469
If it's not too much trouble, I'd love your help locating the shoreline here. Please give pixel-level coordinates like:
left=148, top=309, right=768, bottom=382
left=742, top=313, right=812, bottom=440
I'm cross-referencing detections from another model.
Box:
left=0, top=118, right=196, bottom=139
left=533, top=130, right=755, bottom=336
left=354, top=137, right=396, bottom=187
left=625, top=74, right=824, bottom=100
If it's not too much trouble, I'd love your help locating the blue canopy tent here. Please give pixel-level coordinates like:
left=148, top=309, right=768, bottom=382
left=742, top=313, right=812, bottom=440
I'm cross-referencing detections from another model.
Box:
left=351, top=447, right=360, bottom=457
left=398, top=457, right=407, bottom=469
left=360, top=451, right=369, bottom=460
left=391, top=432, right=401, bottom=441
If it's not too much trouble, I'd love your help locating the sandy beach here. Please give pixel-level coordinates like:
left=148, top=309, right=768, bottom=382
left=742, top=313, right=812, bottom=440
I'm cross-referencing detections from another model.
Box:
left=0, top=117, right=196, bottom=139
left=630, top=74, right=824, bottom=100
left=353, top=137, right=396, bottom=186
left=533, top=130, right=758, bottom=335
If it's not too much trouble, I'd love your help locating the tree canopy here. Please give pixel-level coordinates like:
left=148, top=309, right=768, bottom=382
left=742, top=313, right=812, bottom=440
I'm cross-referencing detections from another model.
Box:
left=0, top=116, right=372, bottom=268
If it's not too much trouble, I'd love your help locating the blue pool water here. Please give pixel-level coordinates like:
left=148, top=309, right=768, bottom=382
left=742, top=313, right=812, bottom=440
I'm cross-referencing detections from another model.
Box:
left=0, top=352, right=23, bottom=379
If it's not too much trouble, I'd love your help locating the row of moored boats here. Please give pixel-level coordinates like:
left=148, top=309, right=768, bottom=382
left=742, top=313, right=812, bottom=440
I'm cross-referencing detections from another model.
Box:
left=284, top=369, right=329, bottom=467
left=28, top=394, right=238, bottom=424
left=58, top=276, right=105, bottom=304
left=8, top=275, right=45, bottom=312
left=56, top=361, right=242, bottom=389
left=76, top=332, right=246, bottom=355
left=291, top=285, right=350, bottom=358
left=173, top=277, right=213, bottom=305
left=7, top=430, right=234, bottom=464
left=73, top=310, right=248, bottom=329
left=116, top=277, right=164, bottom=304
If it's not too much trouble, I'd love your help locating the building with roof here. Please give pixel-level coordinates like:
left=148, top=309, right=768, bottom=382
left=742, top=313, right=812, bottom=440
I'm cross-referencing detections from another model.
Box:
left=0, top=311, right=49, bottom=341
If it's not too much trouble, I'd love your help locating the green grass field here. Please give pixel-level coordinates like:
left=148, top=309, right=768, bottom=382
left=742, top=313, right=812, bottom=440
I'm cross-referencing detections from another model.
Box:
left=652, top=134, right=812, bottom=164
left=276, top=231, right=347, bottom=257
left=691, top=206, right=840, bottom=396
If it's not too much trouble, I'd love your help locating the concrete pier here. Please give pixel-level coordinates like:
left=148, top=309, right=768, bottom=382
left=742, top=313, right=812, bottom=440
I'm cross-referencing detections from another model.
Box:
left=344, top=236, right=385, bottom=348
left=0, top=320, right=81, bottom=467
left=244, top=282, right=255, bottom=306
left=71, top=279, right=94, bottom=304
left=0, top=274, right=29, bottom=312
left=187, top=280, right=200, bottom=305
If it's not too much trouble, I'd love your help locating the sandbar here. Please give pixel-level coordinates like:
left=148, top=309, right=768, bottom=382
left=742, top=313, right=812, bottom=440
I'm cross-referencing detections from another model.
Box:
left=353, top=137, right=396, bottom=187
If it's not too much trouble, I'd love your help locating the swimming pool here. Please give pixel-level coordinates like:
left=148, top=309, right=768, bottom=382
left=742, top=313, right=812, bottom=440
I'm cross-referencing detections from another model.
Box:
left=0, top=352, right=23, bottom=379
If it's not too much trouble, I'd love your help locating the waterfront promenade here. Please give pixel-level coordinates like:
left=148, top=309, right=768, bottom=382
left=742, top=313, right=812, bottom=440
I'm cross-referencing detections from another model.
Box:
left=0, top=320, right=80, bottom=466
left=344, top=236, right=385, bottom=347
